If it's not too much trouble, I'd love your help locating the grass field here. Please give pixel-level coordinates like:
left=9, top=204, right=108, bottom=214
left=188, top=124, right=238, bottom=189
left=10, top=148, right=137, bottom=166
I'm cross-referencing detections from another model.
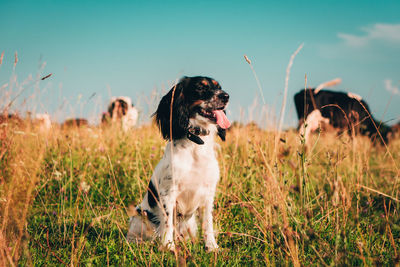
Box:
left=0, top=116, right=399, bottom=266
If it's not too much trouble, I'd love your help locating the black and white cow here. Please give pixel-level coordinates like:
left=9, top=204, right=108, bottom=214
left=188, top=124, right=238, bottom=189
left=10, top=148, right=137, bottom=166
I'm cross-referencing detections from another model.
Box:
left=392, top=122, right=400, bottom=137
left=294, top=88, right=392, bottom=144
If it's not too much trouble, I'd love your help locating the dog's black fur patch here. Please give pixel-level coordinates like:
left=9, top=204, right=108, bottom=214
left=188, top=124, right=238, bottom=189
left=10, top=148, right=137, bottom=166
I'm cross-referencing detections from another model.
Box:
left=146, top=210, right=160, bottom=226
left=136, top=207, right=160, bottom=226
left=109, top=99, right=128, bottom=116
left=187, top=132, right=205, bottom=144
left=147, top=180, right=159, bottom=208
left=217, top=126, right=226, bottom=141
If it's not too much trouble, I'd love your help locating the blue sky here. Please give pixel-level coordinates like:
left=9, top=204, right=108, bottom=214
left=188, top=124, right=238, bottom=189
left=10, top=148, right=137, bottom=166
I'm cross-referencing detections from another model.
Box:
left=1, top=0, right=399, bottom=126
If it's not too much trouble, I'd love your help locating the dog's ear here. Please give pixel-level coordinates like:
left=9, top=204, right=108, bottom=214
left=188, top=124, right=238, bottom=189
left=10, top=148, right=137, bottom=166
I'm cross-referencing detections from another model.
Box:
left=217, top=126, right=226, bottom=141
left=108, top=101, right=115, bottom=116
left=154, top=77, right=190, bottom=141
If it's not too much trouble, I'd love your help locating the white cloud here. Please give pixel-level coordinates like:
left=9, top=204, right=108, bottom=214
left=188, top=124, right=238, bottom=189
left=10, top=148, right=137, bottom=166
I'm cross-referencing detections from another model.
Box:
left=338, top=23, right=400, bottom=47
left=384, top=79, right=400, bottom=95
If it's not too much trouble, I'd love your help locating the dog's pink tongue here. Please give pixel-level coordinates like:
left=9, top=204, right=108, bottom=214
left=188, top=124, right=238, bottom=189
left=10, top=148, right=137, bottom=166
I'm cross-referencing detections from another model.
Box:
left=213, top=110, right=231, bottom=129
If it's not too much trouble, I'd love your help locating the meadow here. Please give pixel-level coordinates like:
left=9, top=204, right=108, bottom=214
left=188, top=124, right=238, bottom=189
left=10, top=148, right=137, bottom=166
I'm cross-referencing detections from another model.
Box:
left=0, top=115, right=399, bottom=266
left=1, top=50, right=399, bottom=266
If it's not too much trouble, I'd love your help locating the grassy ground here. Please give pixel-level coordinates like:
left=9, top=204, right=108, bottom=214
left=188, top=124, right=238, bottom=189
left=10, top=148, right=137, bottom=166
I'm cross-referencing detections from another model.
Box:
left=0, top=119, right=399, bottom=266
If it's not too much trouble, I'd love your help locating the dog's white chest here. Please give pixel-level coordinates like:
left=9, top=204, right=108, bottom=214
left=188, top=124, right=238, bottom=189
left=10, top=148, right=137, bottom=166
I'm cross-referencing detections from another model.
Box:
left=170, top=139, right=220, bottom=215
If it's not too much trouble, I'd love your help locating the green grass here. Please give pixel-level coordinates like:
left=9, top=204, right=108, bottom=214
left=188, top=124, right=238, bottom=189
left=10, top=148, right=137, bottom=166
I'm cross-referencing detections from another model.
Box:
left=1, top=121, right=399, bottom=266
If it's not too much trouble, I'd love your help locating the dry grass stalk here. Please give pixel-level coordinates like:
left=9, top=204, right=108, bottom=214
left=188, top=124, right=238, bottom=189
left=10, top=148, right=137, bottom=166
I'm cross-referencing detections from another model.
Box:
left=41, top=73, right=52, bottom=81
left=244, top=54, right=266, bottom=105
left=168, top=79, right=179, bottom=261
left=276, top=43, right=303, bottom=138
left=244, top=55, right=251, bottom=64
left=314, top=78, right=342, bottom=94
left=0, top=51, right=4, bottom=66
left=0, top=126, right=46, bottom=265
left=14, top=52, right=18, bottom=69
left=358, top=184, right=399, bottom=203
left=264, top=174, right=300, bottom=267
left=273, top=43, right=304, bottom=164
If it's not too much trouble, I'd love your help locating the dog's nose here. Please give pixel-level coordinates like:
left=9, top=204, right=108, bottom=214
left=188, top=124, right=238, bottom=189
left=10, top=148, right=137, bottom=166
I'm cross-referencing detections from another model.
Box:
left=217, top=92, right=229, bottom=103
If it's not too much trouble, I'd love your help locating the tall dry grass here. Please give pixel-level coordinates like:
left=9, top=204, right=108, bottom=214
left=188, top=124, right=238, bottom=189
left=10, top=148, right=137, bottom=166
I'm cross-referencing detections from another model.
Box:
left=0, top=51, right=399, bottom=265
left=0, top=112, right=399, bottom=265
left=0, top=122, right=47, bottom=265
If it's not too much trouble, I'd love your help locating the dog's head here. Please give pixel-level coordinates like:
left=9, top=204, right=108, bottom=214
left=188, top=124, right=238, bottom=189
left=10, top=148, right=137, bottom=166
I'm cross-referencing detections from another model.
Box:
left=108, top=97, right=132, bottom=118
left=154, top=76, right=230, bottom=143
left=127, top=213, right=156, bottom=243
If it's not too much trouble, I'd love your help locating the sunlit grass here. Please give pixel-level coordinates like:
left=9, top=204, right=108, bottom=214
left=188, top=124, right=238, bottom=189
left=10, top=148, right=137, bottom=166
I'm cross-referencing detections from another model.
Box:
left=1, top=52, right=399, bottom=265
left=0, top=118, right=399, bottom=265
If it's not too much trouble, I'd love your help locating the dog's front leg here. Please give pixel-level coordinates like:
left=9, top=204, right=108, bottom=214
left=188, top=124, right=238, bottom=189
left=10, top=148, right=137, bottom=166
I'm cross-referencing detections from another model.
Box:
left=202, top=194, right=219, bottom=252
left=159, top=187, right=176, bottom=251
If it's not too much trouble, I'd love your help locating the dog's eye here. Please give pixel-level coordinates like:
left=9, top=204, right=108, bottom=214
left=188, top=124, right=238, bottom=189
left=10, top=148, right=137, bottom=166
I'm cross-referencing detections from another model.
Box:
left=200, top=90, right=214, bottom=100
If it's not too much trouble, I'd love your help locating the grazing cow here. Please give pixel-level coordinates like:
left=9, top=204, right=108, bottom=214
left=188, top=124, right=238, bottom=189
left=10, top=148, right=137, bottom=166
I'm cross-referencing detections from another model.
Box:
left=294, top=88, right=392, bottom=144
left=102, top=96, right=138, bottom=131
left=62, top=118, right=89, bottom=129
left=392, top=122, right=400, bottom=137
left=0, top=113, right=24, bottom=126
left=1, top=112, right=52, bottom=132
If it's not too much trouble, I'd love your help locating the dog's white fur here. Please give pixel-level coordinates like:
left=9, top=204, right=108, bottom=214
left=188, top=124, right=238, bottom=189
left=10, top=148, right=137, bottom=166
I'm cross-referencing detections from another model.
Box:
left=108, top=96, right=138, bottom=131
left=127, top=114, right=220, bottom=251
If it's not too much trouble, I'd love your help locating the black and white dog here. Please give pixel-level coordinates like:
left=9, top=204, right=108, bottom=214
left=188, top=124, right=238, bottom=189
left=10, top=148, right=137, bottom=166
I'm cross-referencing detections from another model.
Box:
left=102, top=96, right=138, bottom=131
left=127, top=76, right=230, bottom=251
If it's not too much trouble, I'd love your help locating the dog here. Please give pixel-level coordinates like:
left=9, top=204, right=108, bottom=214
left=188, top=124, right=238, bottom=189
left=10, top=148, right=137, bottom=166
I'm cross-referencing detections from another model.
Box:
left=127, top=76, right=230, bottom=252
left=102, top=96, right=138, bottom=131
